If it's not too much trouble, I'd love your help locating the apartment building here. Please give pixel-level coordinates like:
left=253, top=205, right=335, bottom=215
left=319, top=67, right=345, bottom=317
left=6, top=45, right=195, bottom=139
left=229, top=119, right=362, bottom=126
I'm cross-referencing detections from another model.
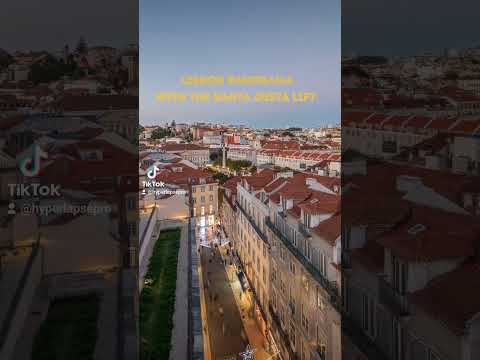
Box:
left=220, top=176, right=242, bottom=242
left=342, top=111, right=480, bottom=158
left=266, top=174, right=342, bottom=360
left=155, top=162, right=218, bottom=220
left=341, top=161, right=480, bottom=360
left=256, top=150, right=340, bottom=171
left=457, top=76, right=480, bottom=96
left=191, top=177, right=218, bottom=219
left=226, top=145, right=256, bottom=163
left=222, top=168, right=342, bottom=360
left=235, top=169, right=275, bottom=337
left=161, top=143, right=210, bottom=166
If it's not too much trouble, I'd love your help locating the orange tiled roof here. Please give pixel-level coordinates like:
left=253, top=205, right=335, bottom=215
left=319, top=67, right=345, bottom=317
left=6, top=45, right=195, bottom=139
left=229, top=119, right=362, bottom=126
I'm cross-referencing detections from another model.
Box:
left=312, top=215, right=341, bottom=245
left=410, top=263, right=480, bottom=335
left=377, top=206, right=479, bottom=261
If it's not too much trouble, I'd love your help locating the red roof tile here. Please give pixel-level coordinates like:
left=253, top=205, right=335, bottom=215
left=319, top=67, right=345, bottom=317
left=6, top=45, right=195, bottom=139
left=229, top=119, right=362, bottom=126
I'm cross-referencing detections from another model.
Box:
left=377, top=206, right=479, bottom=261
left=449, top=118, right=480, bottom=134
left=312, top=215, right=341, bottom=245
left=410, top=263, right=480, bottom=335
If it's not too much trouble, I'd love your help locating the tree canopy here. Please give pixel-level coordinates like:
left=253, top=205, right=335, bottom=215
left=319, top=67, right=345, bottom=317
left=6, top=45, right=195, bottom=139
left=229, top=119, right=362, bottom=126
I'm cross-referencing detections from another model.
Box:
left=213, top=158, right=252, bottom=171
left=151, top=127, right=174, bottom=139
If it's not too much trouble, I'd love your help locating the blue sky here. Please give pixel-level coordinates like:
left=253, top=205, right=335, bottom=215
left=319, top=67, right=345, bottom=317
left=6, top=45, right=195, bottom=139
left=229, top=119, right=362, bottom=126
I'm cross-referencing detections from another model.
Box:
left=140, top=0, right=340, bottom=128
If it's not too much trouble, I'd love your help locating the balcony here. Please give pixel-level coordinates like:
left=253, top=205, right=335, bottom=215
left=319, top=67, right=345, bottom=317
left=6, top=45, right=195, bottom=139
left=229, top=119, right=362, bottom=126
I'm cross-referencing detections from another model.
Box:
left=269, top=304, right=289, bottom=345
left=298, top=221, right=311, bottom=238
left=378, top=276, right=409, bottom=316
left=235, top=200, right=269, bottom=244
left=268, top=304, right=297, bottom=360
left=266, top=217, right=341, bottom=311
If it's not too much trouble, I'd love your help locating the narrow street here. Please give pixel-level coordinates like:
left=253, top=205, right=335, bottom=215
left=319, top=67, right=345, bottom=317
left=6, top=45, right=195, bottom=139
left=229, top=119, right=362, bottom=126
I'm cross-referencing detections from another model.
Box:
left=196, top=218, right=273, bottom=360
left=198, top=223, right=247, bottom=360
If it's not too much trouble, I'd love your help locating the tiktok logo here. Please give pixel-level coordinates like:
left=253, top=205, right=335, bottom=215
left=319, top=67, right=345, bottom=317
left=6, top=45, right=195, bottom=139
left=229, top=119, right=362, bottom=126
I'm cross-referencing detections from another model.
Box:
left=146, top=164, right=160, bottom=179
left=19, top=144, right=48, bottom=177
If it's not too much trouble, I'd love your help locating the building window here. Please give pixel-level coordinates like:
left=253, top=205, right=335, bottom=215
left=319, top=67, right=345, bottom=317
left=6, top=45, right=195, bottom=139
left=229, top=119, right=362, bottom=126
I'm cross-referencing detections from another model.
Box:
left=317, top=343, right=327, bottom=359
left=393, top=319, right=404, bottom=360
left=290, top=295, right=296, bottom=315
left=317, top=287, right=325, bottom=310
left=128, top=222, right=137, bottom=237
left=209, top=195, right=213, bottom=201
left=320, top=252, right=326, bottom=276
left=303, top=212, right=311, bottom=228
left=201, top=196, right=205, bottom=203
left=391, top=254, right=408, bottom=294
left=209, top=185, right=214, bottom=191
left=290, top=261, right=296, bottom=275
left=342, top=225, right=350, bottom=249
left=301, top=307, right=309, bottom=332
left=127, top=198, right=136, bottom=210
left=193, top=198, right=196, bottom=204
left=201, top=186, right=205, bottom=192
left=342, top=276, right=350, bottom=313
left=362, top=293, right=376, bottom=338
left=209, top=204, right=213, bottom=214
left=192, top=187, right=196, bottom=193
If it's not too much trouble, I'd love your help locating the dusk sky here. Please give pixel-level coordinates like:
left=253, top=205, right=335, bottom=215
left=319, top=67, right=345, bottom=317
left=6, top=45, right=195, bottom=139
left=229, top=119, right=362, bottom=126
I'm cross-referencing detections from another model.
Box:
left=1, top=0, right=137, bottom=52
left=140, top=0, right=341, bottom=128
left=343, top=0, right=480, bottom=56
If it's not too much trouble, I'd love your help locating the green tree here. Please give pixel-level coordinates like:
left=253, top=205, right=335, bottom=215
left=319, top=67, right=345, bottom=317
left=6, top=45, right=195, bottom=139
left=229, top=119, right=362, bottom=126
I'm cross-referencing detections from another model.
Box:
left=213, top=172, right=230, bottom=184
left=184, top=133, right=193, bottom=143
left=151, top=127, right=174, bottom=139
left=210, top=152, right=219, bottom=162
left=29, top=55, right=79, bottom=84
